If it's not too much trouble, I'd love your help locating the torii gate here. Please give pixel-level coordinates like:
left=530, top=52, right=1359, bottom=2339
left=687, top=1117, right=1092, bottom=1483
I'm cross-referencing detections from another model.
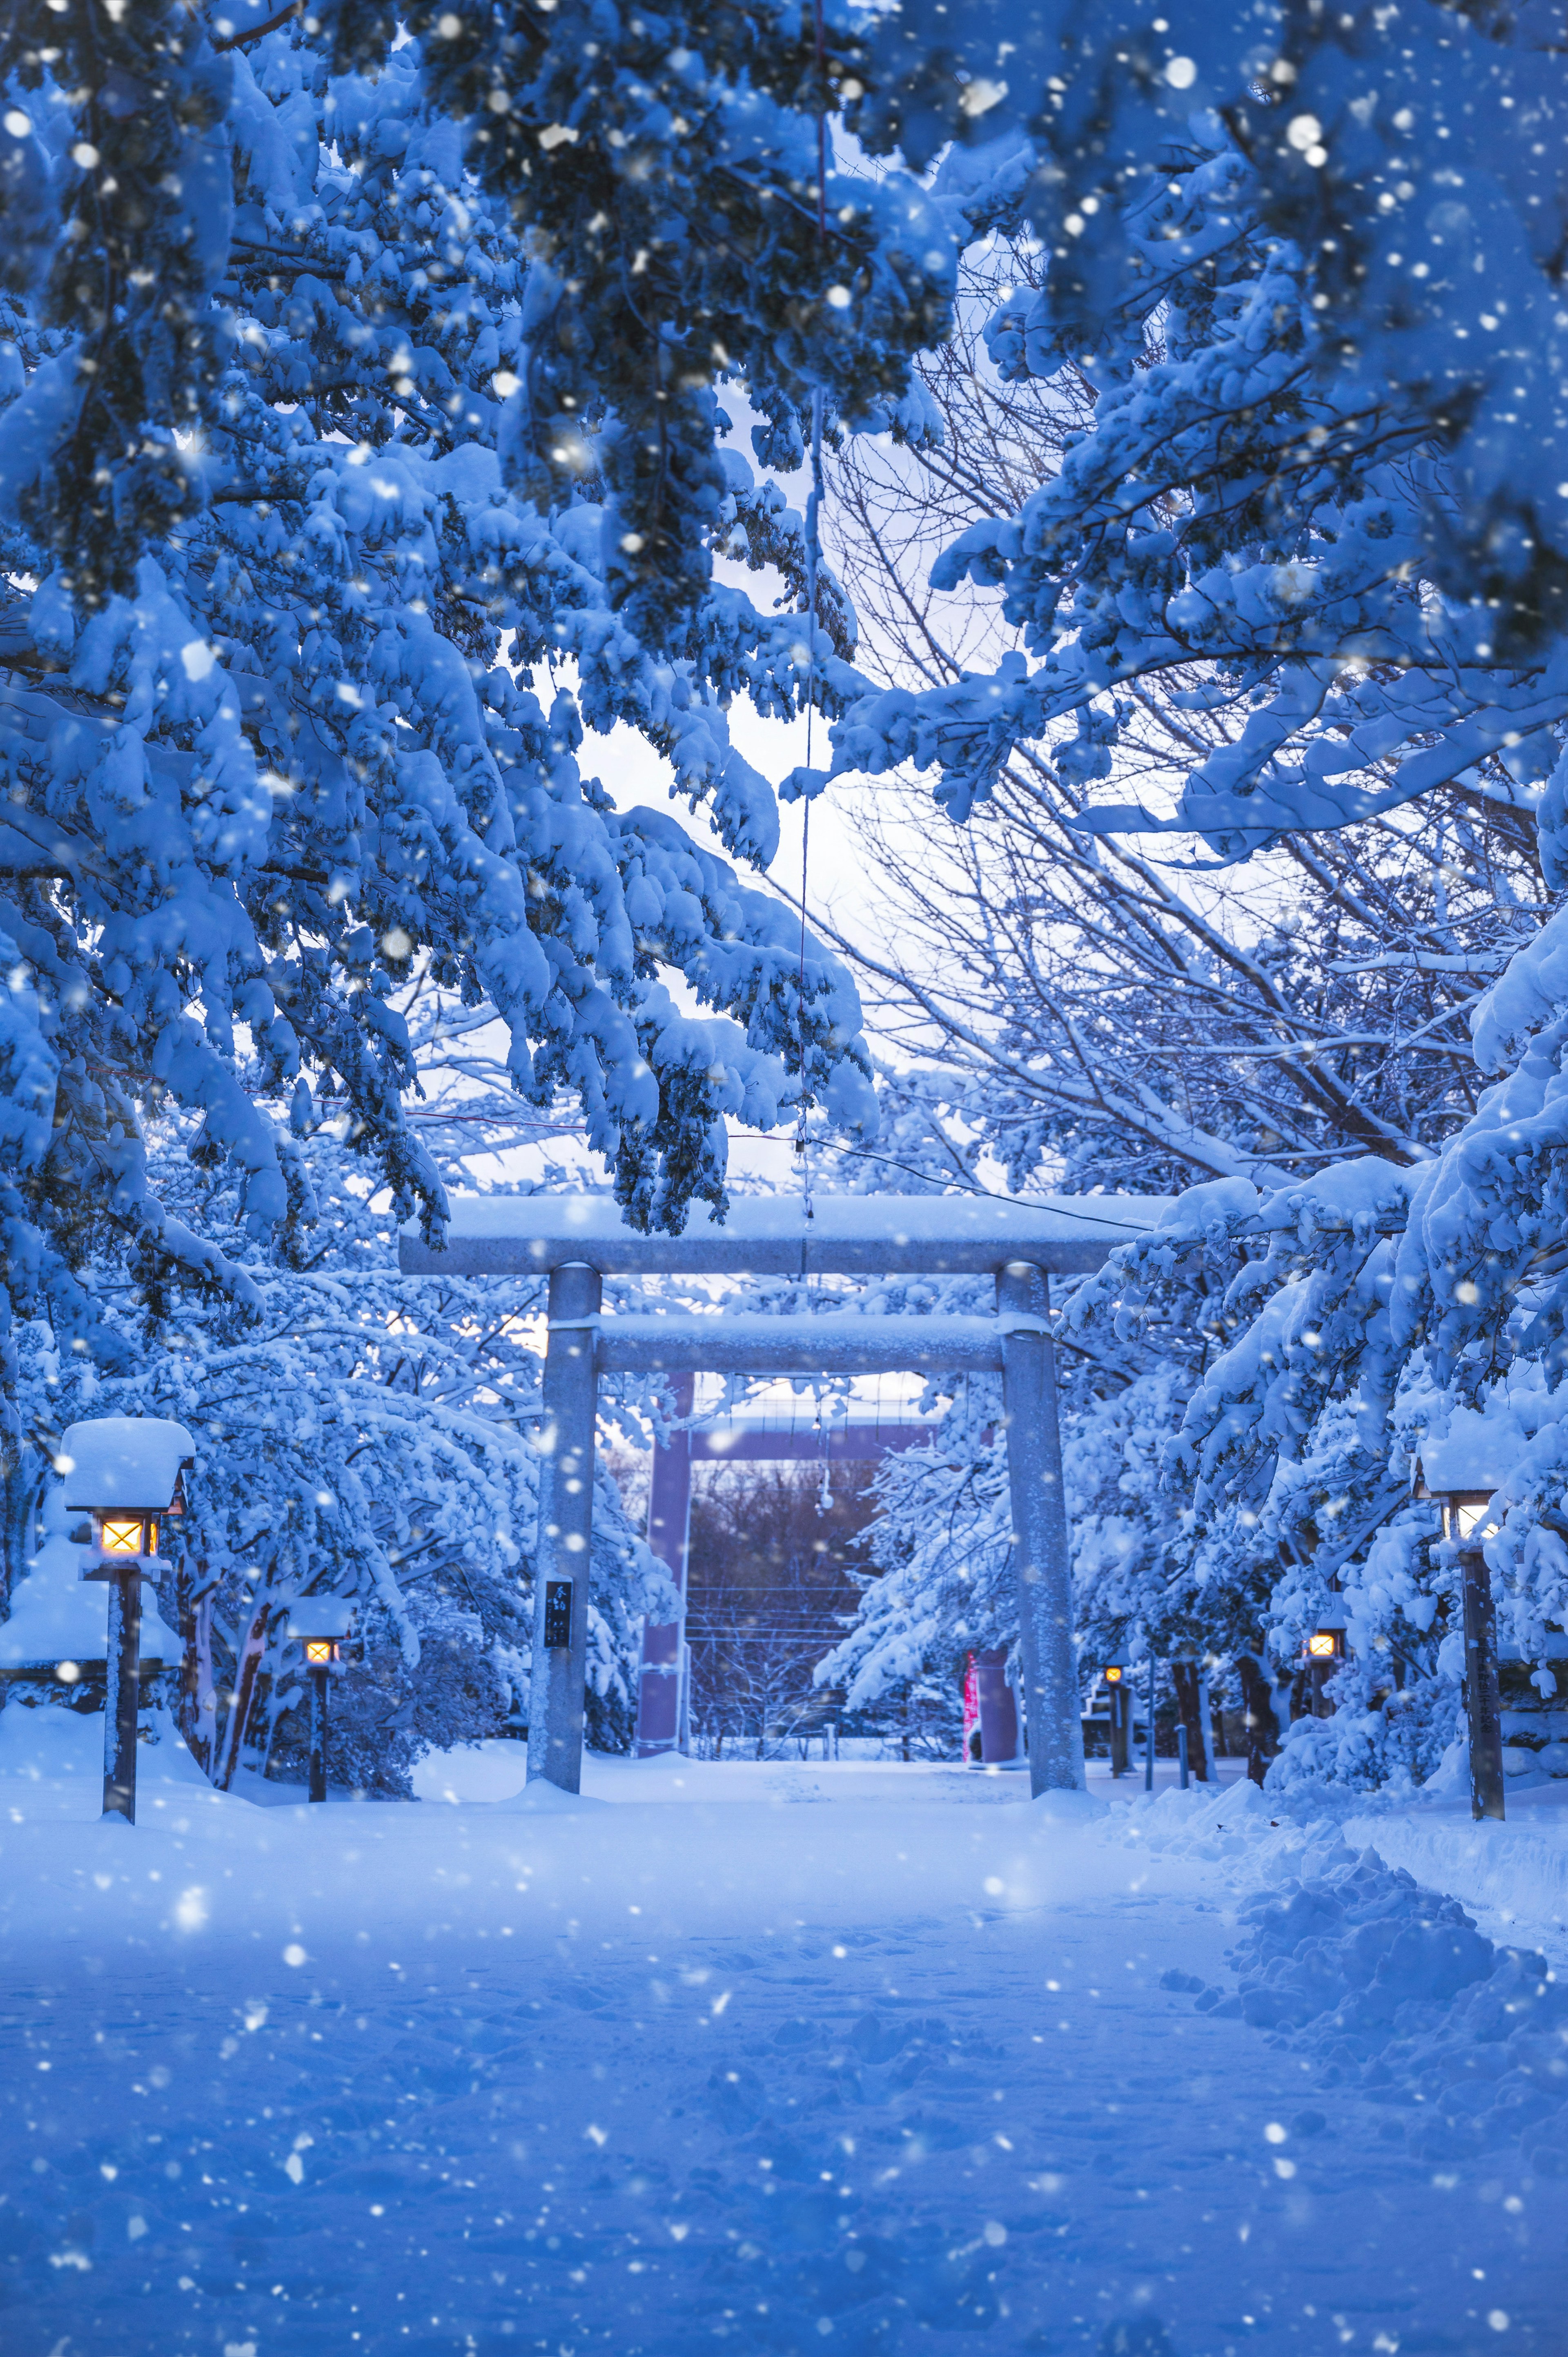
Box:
left=400, top=1192, right=1168, bottom=1798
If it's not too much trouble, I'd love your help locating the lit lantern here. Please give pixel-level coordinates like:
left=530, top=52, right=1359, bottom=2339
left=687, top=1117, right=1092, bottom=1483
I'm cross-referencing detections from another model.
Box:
left=1305, top=1611, right=1347, bottom=1664
left=287, top=1599, right=355, bottom=1804
left=1414, top=1430, right=1507, bottom=1824
left=62, top=1416, right=196, bottom=1827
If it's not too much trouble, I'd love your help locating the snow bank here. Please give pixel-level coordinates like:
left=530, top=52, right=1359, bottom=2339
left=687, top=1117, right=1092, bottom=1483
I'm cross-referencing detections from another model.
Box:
left=1117, top=1782, right=1568, bottom=2172
left=0, top=1703, right=223, bottom=1798
left=409, top=1736, right=530, bottom=1805
left=1225, top=1846, right=1568, bottom=2171
left=1343, top=1802, right=1568, bottom=1950
left=1102, top=1770, right=1285, bottom=1865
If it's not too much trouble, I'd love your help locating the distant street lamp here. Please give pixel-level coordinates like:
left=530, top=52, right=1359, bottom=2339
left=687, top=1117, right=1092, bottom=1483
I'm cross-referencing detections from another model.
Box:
left=1101, top=1653, right=1131, bottom=1778
left=287, top=1600, right=355, bottom=1802
left=64, top=1417, right=196, bottom=1826
left=1302, top=1603, right=1349, bottom=1718
left=1414, top=1440, right=1506, bottom=1822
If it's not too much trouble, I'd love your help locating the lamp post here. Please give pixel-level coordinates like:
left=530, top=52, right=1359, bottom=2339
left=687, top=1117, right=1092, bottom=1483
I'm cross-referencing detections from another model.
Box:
left=62, top=1417, right=195, bottom=1826
left=286, top=1600, right=355, bottom=1802
left=1415, top=1443, right=1506, bottom=1823
left=1101, top=1655, right=1131, bottom=1778
left=1304, top=1606, right=1348, bottom=1716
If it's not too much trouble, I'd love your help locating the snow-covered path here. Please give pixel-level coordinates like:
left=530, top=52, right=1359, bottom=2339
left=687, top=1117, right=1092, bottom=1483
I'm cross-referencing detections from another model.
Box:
left=1, top=1730, right=1564, bottom=2357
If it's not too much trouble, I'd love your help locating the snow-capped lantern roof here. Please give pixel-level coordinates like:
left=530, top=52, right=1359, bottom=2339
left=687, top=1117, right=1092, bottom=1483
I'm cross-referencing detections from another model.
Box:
left=286, top=1597, right=356, bottom=1642
left=60, top=1417, right=196, bottom=1513
left=1412, top=1426, right=1509, bottom=1502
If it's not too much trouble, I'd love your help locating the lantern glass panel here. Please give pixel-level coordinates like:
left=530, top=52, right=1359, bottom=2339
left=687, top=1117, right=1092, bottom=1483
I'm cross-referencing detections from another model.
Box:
left=304, top=1639, right=335, bottom=1666
left=99, top=1516, right=145, bottom=1554
left=1103, top=1665, right=1123, bottom=1684
left=1448, top=1498, right=1493, bottom=1541
left=1307, top=1632, right=1338, bottom=1660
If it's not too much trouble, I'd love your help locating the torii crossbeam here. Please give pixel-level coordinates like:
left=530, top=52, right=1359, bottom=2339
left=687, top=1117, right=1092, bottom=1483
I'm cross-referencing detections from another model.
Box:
left=400, top=1192, right=1169, bottom=1799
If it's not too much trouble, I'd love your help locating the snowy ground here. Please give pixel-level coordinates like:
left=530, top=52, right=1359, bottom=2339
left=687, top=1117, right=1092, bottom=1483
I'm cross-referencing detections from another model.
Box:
left=2, top=1712, right=1566, bottom=2357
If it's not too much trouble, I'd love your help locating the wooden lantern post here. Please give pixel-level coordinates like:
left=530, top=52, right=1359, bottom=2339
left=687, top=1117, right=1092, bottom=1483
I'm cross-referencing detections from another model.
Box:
left=63, top=1417, right=195, bottom=1826
left=287, top=1599, right=356, bottom=1802
left=1415, top=1442, right=1506, bottom=1823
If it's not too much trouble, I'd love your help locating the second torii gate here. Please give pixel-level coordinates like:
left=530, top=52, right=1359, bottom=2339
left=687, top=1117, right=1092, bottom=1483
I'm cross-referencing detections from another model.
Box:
left=634, top=1377, right=941, bottom=1759
left=400, top=1192, right=1168, bottom=1799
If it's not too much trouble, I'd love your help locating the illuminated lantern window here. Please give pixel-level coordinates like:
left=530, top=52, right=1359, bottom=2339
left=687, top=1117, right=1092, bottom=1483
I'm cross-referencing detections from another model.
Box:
left=1441, top=1494, right=1495, bottom=1543
left=99, top=1515, right=149, bottom=1555
left=303, top=1638, right=339, bottom=1667
left=1305, top=1607, right=1347, bottom=1663
left=1103, top=1664, right=1124, bottom=1685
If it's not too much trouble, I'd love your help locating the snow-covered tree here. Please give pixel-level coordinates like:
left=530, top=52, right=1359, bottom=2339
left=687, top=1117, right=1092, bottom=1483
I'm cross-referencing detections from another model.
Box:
left=0, top=0, right=944, bottom=1441
left=1, top=1116, right=673, bottom=1793
left=833, top=4, right=1568, bottom=842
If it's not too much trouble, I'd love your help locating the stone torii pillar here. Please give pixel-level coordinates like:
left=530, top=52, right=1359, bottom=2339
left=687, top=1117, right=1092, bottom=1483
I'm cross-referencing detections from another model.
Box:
left=527, top=1262, right=601, bottom=1793
left=998, top=1260, right=1085, bottom=1791
left=400, top=1192, right=1169, bottom=1800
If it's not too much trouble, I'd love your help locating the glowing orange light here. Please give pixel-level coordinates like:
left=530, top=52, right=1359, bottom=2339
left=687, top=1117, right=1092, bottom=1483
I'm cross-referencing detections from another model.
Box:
left=99, top=1516, right=145, bottom=1554
left=1307, top=1632, right=1337, bottom=1660
left=1103, top=1665, right=1123, bottom=1684
left=304, top=1639, right=335, bottom=1666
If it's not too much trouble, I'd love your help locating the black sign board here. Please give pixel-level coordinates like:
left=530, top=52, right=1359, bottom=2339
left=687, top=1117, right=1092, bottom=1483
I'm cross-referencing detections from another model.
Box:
left=543, top=1580, right=573, bottom=1650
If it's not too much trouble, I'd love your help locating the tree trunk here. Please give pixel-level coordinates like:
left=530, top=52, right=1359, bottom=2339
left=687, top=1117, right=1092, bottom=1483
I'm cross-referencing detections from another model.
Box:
left=214, top=1605, right=267, bottom=1791
left=1197, top=1667, right=1220, bottom=1774
left=1236, top=1655, right=1280, bottom=1788
left=176, top=1557, right=205, bottom=1754
left=192, top=1592, right=217, bottom=1774
left=0, top=1444, right=44, bottom=1622
left=1171, top=1660, right=1211, bottom=1782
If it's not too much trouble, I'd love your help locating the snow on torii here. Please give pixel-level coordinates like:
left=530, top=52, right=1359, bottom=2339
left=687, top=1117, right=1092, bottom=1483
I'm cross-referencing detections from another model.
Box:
left=402, top=1193, right=1171, bottom=1800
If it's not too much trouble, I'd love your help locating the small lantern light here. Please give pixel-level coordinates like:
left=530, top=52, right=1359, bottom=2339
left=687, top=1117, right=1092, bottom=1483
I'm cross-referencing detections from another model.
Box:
left=287, top=1599, right=355, bottom=1804
left=1103, top=1663, right=1124, bottom=1686
left=1413, top=1429, right=1508, bottom=1823
left=62, top=1416, right=195, bottom=1826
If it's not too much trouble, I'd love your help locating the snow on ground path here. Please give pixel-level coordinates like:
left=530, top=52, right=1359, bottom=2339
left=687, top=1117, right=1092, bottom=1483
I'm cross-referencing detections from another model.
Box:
left=0, top=1746, right=1562, bottom=2357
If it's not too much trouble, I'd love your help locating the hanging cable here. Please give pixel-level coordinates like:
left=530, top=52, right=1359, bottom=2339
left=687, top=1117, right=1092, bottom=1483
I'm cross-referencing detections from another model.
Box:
left=794, top=382, right=824, bottom=1228
left=794, top=0, right=830, bottom=1228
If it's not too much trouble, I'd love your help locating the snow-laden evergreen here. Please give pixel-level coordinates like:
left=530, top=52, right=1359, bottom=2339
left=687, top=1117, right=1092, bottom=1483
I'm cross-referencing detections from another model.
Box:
left=0, top=2, right=935, bottom=1397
